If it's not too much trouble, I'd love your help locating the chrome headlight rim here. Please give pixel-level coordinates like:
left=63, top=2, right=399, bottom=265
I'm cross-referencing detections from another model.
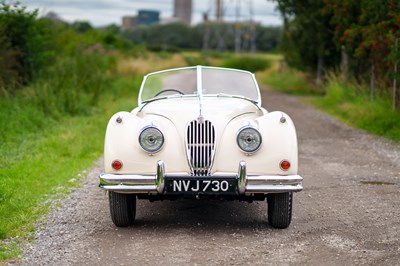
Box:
left=236, top=126, right=262, bottom=154
left=138, top=125, right=165, bottom=154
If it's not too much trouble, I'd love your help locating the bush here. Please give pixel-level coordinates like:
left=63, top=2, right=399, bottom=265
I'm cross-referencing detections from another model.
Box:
left=184, top=54, right=210, bottom=66
left=31, top=54, right=115, bottom=116
left=263, top=67, right=323, bottom=95
left=0, top=1, right=51, bottom=93
left=221, top=56, right=271, bottom=72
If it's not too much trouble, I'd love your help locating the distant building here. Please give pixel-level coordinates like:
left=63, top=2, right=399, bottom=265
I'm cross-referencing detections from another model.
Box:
left=136, top=10, right=160, bottom=26
left=122, top=16, right=136, bottom=30
left=121, top=2, right=192, bottom=29
left=174, top=0, right=192, bottom=25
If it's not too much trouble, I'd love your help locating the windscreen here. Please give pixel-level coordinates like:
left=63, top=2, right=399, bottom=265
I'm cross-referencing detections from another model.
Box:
left=201, top=68, right=259, bottom=100
left=140, top=68, right=197, bottom=102
left=139, top=67, right=259, bottom=103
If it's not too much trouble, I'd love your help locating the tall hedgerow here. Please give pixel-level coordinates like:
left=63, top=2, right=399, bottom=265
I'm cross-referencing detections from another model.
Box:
left=0, top=1, right=51, bottom=94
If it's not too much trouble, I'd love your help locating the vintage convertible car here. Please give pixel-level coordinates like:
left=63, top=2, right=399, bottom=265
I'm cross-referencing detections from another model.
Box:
left=99, top=66, right=303, bottom=228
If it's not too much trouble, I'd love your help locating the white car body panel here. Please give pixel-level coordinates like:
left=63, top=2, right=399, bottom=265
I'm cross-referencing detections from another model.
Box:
left=104, top=97, right=298, bottom=176
left=100, top=66, right=303, bottom=229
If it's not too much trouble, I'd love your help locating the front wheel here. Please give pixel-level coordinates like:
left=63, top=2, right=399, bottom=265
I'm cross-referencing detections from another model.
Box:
left=109, top=192, right=136, bottom=227
left=267, top=192, right=293, bottom=229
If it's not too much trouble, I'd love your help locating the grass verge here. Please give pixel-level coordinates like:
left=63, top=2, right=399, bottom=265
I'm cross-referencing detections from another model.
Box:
left=262, top=61, right=400, bottom=142
left=0, top=52, right=187, bottom=262
left=261, top=58, right=323, bottom=95
left=309, top=78, right=400, bottom=141
left=0, top=76, right=139, bottom=261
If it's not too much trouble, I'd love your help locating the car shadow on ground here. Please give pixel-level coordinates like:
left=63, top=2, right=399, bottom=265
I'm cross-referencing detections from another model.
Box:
left=125, top=199, right=278, bottom=230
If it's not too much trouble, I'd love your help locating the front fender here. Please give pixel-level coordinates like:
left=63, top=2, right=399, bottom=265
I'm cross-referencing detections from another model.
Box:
left=214, top=111, right=298, bottom=175
left=104, top=111, right=189, bottom=174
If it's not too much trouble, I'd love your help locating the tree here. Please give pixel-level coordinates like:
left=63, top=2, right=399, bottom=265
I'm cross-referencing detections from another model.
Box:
left=325, top=0, right=400, bottom=104
left=121, top=22, right=281, bottom=52
left=0, top=1, right=50, bottom=93
left=273, top=0, right=400, bottom=109
left=273, top=0, right=340, bottom=82
left=72, top=20, right=93, bottom=33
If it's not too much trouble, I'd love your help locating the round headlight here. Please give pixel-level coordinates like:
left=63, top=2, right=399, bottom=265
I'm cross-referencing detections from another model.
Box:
left=237, top=127, right=262, bottom=153
left=139, top=126, right=164, bottom=153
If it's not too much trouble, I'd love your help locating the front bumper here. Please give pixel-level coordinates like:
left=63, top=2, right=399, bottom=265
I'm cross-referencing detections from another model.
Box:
left=99, top=161, right=303, bottom=195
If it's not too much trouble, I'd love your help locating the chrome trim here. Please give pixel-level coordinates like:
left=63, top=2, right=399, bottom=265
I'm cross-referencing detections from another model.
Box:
left=185, top=119, right=216, bottom=176
left=102, top=184, right=157, bottom=193
left=100, top=173, right=156, bottom=185
left=245, top=184, right=303, bottom=193
left=245, top=176, right=303, bottom=193
left=99, top=161, right=303, bottom=194
left=238, top=160, right=246, bottom=194
left=156, top=160, right=165, bottom=193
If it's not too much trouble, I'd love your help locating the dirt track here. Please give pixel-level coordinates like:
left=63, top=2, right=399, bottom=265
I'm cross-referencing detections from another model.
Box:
left=20, top=87, right=400, bottom=266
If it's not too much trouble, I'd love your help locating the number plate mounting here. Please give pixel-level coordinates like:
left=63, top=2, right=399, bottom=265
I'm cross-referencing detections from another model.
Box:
left=164, top=176, right=237, bottom=195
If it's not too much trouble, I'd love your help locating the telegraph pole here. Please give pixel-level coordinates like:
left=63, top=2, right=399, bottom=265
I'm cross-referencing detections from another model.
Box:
left=216, top=0, right=222, bottom=22
left=234, top=0, right=241, bottom=54
left=249, top=0, right=256, bottom=52
left=202, top=11, right=210, bottom=51
left=215, top=0, right=226, bottom=51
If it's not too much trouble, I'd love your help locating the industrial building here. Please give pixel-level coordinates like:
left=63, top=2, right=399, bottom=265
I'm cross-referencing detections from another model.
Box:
left=121, top=0, right=191, bottom=29
left=174, top=0, right=192, bottom=25
left=136, top=10, right=160, bottom=26
left=122, top=16, right=136, bottom=30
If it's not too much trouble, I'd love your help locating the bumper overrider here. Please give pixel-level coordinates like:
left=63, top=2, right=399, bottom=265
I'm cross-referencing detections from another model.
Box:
left=99, top=161, right=303, bottom=195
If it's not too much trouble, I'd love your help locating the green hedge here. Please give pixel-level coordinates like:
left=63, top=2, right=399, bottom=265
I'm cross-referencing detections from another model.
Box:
left=221, top=56, right=271, bottom=72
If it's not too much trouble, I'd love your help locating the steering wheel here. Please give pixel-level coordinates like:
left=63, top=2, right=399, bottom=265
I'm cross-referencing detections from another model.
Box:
left=153, top=89, right=185, bottom=97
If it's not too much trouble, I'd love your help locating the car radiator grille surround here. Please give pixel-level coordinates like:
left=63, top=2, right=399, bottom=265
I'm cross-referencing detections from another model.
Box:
left=186, top=119, right=216, bottom=176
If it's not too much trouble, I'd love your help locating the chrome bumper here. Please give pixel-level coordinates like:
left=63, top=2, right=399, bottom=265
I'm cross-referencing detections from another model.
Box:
left=99, top=161, right=303, bottom=194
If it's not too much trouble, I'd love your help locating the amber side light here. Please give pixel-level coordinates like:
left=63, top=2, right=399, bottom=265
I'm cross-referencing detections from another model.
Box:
left=112, top=160, right=123, bottom=170
left=280, top=160, right=291, bottom=171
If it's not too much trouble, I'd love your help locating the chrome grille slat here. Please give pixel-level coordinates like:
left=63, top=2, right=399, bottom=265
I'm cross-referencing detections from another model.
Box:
left=186, top=119, right=215, bottom=176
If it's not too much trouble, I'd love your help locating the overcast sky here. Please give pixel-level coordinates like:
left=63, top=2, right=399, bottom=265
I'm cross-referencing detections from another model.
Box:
left=19, top=0, right=282, bottom=27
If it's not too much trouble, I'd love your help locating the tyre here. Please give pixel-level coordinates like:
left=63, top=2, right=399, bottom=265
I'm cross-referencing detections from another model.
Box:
left=267, top=192, right=292, bottom=229
left=109, top=192, right=136, bottom=227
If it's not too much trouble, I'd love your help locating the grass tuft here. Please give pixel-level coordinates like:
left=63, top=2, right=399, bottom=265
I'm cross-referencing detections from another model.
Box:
left=310, top=78, right=400, bottom=141
left=262, top=60, right=323, bottom=95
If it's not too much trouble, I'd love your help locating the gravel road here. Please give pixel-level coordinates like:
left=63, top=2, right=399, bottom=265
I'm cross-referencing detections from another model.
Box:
left=19, top=87, right=400, bottom=266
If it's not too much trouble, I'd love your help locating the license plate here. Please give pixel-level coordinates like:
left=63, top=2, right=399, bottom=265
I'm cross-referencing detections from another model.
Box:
left=165, top=177, right=237, bottom=194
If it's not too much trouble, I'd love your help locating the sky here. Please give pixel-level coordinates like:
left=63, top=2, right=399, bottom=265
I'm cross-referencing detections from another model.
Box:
left=19, top=0, right=283, bottom=27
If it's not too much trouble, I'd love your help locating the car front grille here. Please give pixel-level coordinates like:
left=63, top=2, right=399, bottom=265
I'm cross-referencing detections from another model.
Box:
left=186, top=119, right=216, bottom=176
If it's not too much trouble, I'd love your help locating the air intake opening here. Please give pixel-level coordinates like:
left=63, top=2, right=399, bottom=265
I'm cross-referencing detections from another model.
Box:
left=186, top=119, right=216, bottom=176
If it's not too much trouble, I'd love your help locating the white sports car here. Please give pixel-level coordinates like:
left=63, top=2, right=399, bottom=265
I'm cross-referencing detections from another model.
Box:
left=99, top=66, right=303, bottom=228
